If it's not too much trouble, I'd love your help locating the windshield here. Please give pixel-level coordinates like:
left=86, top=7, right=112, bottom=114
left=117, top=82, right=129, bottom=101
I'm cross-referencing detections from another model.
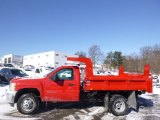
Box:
left=11, top=69, right=28, bottom=77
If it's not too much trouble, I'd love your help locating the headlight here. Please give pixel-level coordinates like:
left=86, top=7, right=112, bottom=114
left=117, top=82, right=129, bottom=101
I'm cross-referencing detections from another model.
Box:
left=9, top=83, right=16, bottom=92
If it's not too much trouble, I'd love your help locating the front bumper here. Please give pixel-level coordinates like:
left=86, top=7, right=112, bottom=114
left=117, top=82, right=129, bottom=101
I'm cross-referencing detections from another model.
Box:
left=6, top=91, right=17, bottom=107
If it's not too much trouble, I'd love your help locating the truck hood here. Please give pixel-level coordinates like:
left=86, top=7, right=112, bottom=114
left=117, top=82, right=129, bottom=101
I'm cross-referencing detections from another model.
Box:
left=11, top=76, right=44, bottom=91
left=11, top=76, right=44, bottom=82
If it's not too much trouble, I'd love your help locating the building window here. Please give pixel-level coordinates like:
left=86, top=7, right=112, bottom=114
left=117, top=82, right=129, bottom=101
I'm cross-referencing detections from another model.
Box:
left=4, top=58, right=7, bottom=64
left=55, top=62, right=59, bottom=64
left=55, top=54, right=59, bottom=56
left=8, top=57, right=11, bottom=63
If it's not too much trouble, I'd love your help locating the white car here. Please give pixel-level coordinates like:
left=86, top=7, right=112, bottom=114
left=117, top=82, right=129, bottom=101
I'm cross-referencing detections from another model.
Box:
left=156, top=83, right=160, bottom=88
left=24, top=67, right=51, bottom=78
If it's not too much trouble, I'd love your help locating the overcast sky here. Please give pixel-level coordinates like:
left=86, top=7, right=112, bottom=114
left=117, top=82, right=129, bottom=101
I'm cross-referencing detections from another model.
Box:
left=0, top=0, right=160, bottom=57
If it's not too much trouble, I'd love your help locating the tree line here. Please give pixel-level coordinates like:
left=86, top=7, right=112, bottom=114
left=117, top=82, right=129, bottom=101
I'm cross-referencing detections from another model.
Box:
left=75, top=44, right=160, bottom=74
left=123, top=44, right=160, bottom=74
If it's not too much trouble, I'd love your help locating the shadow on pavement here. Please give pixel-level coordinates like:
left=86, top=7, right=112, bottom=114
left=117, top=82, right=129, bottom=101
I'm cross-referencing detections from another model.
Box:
left=37, top=100, right=104, bottom=114
left=36, top=95, right=154, bottom=116
left=7, top=100, right=104, bottom=118
left=128, top=96, right=153, bottom=113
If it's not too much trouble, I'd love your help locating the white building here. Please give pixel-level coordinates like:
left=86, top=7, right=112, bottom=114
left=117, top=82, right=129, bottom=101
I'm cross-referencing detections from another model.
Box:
left=1, top=54, right=23, bottom=65
left=0, top=58, right=2, bottom=64
left=23, top=51, right=77, bottom=68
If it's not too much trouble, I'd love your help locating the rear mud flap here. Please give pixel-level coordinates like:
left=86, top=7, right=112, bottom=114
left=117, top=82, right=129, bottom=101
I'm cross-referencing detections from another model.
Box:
left=104, top=93, right=109, bottom=112
left=128, top=91, right=137, bottom=110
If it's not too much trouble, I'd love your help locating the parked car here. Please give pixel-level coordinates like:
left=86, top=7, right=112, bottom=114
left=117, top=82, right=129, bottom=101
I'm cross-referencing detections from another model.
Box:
left=4, top=64, right=14, bottom=67
left=24, top=67, right=52, bottom=78
left=0, top=68, right=28, bottom=82
left=0, top=74, right=7, bottom=83
left=23, top=65, right=35, bottom=71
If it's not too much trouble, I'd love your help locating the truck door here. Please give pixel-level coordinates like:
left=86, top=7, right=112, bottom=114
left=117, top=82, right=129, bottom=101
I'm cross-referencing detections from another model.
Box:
left=44, top=67, right=80, bottom=102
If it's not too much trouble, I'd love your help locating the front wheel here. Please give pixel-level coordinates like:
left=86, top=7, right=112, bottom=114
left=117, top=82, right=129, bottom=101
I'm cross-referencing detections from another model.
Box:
left=109, top=95, right=128, bottom=116
left=17, top=93, right=39, bottom=114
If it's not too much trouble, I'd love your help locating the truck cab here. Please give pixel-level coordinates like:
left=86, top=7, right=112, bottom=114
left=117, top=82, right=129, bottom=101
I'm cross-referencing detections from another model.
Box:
left=43, top=66, right=80, bottom=102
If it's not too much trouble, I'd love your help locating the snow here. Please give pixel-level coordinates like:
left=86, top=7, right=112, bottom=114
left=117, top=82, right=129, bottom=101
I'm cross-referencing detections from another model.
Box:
left=63, top=115, right=77, bottom=120
left=0, top=85, right=9, bottom=104
left=0, top=84, right=40, bottom=120
left=153, top=86, right=160, bottom=94
left=0, top=85, right=17, bottom=119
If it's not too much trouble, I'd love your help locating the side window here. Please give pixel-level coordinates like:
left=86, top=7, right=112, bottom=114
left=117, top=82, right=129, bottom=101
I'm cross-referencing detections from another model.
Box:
left=56, top=68, right=73, bottom=80
left=3, top=69, right=9, bottom=75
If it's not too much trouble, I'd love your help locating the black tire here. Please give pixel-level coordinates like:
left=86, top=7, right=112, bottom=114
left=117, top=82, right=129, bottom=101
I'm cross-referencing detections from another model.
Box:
left=17, top=93, right=39, bottom=114
left=109, top=95, right=128, bottom=116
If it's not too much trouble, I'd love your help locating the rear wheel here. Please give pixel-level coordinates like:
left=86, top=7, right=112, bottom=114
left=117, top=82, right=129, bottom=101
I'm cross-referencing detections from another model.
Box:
left=17, top=93, right=39, bottom=114
left=109, top=95, right=128, bottom=116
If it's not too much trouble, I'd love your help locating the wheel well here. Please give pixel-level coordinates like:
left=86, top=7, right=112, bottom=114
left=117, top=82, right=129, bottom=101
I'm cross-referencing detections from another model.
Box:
left=15, top=88, right=40, bottom=103
left=109, top=91, right=135, bottom=99
left=108, top=91, right=137, bottom=110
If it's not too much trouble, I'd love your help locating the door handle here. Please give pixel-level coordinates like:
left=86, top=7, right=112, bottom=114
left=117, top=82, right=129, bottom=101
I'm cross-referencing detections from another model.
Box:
left=68, top=83, right=75, bottom=86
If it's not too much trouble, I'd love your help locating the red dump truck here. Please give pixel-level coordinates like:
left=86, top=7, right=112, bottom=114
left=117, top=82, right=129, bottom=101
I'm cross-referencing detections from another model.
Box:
left=6, top=57, right=152, bottom=116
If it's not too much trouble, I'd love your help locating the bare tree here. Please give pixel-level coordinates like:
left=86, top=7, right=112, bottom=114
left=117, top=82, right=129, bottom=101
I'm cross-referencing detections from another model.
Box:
left=122, top=44, right=160, bottom=74
left=75, top=51, right=87, bottom=58
left=123, top=53, right=142, bottom=73
left=140, top=44, right=160, bottom=74
left=88, top=45, right=103, bottom=69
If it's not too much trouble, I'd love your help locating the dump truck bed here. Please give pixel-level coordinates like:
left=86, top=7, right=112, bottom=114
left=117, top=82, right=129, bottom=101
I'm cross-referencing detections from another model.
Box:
left=84, top=74, right=152, bottom=93
left=67, top=57, right=152, bottom=93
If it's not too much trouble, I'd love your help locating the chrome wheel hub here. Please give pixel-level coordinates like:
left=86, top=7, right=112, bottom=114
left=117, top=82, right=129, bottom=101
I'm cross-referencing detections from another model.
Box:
left=22, top=98, right=35, bottom=111
left=114, top=100, right=125, bottom=113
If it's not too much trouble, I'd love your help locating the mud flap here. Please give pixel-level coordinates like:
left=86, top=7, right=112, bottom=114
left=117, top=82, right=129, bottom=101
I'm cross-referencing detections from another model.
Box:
left=104, top=93, right=109, bottom=112
left=128, top=91, right=137, bottom=110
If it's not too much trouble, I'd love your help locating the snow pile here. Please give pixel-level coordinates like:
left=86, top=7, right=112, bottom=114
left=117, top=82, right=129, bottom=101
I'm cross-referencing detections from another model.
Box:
left=0, top=85, right=9, bottom=104
left=153, top=86, right=160, bottom=94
